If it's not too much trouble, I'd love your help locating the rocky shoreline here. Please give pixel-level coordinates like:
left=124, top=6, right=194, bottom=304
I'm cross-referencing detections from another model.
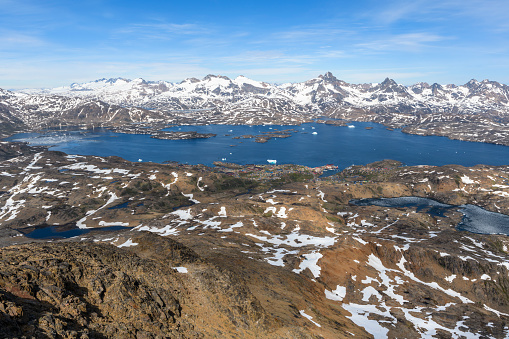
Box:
left=110, top=125, right=216, bottom=140
left=232, top=128, right=297, bottom=143
left=150, top=131, right=216, bottom=140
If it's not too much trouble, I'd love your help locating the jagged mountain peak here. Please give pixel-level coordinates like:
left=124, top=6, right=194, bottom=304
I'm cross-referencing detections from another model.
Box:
left=380, top=77, right=398, bottom=87
left=411, top=82, right=431, bottom=89
left=431, top=83, right=443, bottom=90
left=466, top=79, right=480, bottom=88
left=77, top=78, right=132, bottom=86
left=371, top=78, right=406, bottom=95
left=105, top=77, right=129, bottom=84
left=180, top=77, right=201, bottom=84
left=203, top=74, right=231, bottom=81
left=69, top=77, right=133, bottom=90
left=131, top=78, right=148, bottom=84
left=319, top=71, right=339, bottom=82
left=234, top=75, right=269, bottom=89
left=0, top=88, right=12, bottom=95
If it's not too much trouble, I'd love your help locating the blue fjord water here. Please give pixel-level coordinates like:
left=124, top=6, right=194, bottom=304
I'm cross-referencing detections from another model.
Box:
left=7, top=122, right=509, bottom=169
left=8, top=122, right=509, bottom=237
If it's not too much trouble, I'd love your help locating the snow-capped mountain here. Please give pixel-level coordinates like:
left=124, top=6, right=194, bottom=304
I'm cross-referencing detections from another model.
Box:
left=16, top=72, right=509, bottom=115
left=2, top=73, right=509, bottom=142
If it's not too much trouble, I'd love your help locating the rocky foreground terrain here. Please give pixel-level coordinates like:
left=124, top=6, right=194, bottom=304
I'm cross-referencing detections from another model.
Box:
left=1, top=144, right=509, bottom=337
left=1, top=73, right=509, bottom=146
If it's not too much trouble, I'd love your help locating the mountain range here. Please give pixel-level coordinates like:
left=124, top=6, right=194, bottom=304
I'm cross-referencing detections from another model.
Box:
left=1, top=73, right=509, bottom=144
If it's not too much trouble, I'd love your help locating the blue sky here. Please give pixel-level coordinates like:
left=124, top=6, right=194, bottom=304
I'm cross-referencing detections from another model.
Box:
left=1, top=0, right=508, bottom=88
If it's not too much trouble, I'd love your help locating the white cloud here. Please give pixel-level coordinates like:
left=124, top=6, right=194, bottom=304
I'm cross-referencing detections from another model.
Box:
left=114, top=22, right=209, bottom=40
left=371, top=0, right=509, bottom=32
left=273, top=27, right=354, bottom=42
left=356, top=33, right=448, bottom=52
left=0, top=30, right=48, bottom=50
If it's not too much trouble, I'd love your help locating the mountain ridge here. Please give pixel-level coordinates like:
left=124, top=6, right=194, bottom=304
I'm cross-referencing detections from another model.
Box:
left=1, top=72, right=509, bottom=145
left=15, top=73, right=508, bottom=103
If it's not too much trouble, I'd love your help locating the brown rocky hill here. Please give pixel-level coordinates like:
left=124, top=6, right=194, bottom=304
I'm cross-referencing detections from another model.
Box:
left=1, top=147, right=509, bottom=337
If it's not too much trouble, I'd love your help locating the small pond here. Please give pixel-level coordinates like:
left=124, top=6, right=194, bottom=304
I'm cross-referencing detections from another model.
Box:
left=350, top=197, right=509, bottom=235
left=24, top=225, right=131, bottom=239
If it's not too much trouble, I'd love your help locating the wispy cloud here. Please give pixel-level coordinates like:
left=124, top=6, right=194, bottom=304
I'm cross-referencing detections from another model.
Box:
left=0, top=0, right=46, bottom=16
left=370, top=0, right=436, bottom=25
left=220, top=48, right=347, bottom=68
left=356, top=33, right=448, bottom=52
left=273, top=27, right=354, bottom=42
left=0, top=0, right=507, bottom=88
left=115, top=22, right=209, bottom=40
left=458, top=0, right=509, bottom=32
left=370, top=0, right=509, bottom=32
left=0, top=31, right=47, bottom=49
left=221, top=50, right=286, bottom=63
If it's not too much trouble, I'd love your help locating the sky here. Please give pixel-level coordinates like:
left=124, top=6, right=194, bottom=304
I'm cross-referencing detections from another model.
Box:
left=1, top=0, right=508, bottom=89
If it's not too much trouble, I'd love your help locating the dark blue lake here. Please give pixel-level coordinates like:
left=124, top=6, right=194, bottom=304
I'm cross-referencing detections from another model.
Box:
left=25, top=225, right=131, bottom=239
left=6, top=122, right=509, bottom=169
left=350, top=197, right=509, bottom=236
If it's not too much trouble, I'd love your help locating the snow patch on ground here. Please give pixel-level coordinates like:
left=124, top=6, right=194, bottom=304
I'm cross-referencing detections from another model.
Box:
left=172, top=267, right=188, bottom=273
left=461, top=175, right=475, bottom=184
left=218, top=206, right=227, bottom=217
left=293, top=251, right=323, bottom=278
left=76, top=192, right=120, bottom=229
left=117, top=238, right=138, bottom=248
left=182, top=192, right=200, bottom=203
left=299, top=310, right=321, bottom=327
left=134, top=224, right=179, bottom=236
left=325, top=285, right=346, bottom=301
left=99, top=221, right=129, bottom=227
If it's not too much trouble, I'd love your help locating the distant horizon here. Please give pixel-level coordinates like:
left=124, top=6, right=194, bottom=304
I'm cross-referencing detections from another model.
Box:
left=8, top=72, right=508, bottom=91
left=1, top=1, right=508, bottom=89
